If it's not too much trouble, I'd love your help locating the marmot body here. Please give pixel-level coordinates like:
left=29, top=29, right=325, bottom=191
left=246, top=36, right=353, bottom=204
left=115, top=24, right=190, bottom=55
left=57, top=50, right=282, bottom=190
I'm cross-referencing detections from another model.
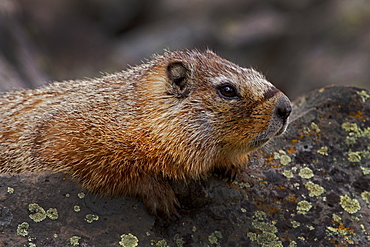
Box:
left=0, top=50, right=291, bottom=216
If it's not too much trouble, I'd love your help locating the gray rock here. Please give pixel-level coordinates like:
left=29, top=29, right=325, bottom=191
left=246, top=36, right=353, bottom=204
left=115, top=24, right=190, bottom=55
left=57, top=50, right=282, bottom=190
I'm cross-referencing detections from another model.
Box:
left=0, top=85, right=369, bottom=246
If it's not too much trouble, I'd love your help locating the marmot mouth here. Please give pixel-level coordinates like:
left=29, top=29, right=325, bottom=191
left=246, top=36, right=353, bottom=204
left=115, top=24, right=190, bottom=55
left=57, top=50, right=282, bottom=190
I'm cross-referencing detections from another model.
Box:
left=249, top=138, right=270, bottom=150
left=250, top=123, right=288, bottom=149
left=275, top=120, right=289, bottom=136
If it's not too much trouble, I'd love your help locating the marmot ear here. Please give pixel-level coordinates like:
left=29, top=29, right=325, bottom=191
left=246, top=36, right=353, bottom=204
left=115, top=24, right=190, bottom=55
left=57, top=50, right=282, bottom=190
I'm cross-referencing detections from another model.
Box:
left=167, top=61, right=190, bottom=97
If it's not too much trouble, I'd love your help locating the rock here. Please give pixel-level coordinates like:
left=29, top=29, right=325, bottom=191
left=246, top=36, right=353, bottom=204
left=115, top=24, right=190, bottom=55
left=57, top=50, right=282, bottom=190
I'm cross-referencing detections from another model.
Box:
left=0, top=85, right=369, bottom=246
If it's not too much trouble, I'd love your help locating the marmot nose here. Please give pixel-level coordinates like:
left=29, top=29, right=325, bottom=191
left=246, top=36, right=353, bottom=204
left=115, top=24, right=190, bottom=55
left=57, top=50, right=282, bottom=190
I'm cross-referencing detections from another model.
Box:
left=275, top=95, right=292, bottom=121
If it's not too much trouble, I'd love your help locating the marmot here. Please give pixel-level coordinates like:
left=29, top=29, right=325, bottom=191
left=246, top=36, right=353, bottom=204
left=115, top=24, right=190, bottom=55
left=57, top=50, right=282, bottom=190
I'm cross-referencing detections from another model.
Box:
left=0, top=49, right=291, bottom=216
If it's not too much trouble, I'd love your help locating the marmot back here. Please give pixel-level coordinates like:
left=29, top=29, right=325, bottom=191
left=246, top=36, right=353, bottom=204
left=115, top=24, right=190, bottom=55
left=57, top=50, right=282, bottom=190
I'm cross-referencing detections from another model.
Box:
left=0, top=49, right=291, bottom=216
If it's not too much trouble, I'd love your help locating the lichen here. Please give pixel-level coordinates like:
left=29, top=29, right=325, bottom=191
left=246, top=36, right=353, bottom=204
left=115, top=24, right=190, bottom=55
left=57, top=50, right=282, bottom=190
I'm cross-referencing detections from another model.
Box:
left=289, top=240, right=297, bottom=247
left=247, top=214, right=283, bottom=247
left=332, top=214, right=341, bottom=223
left=360, top=166, right=370, bottom=175
left=282, top=170, right=294, bottom=179
left=254, top=210, right=267, bottom=220
left=77, top=192, right=86, bottom=199
left=119, top=233, right=139, bottom=247
left=299, top=167, right=314, bottom=179
left=7, top=187, right=14, bottom=194
left=342, top=122, right=370, bottom=145
left=16, top=222, right=29, bottom=237
left=340, top=195, right=361, bottom=214
left=317, top=146, right=328, bottom=156
left=47, top=208, right=58, bottom=220
left=310, top=122, right=321, bottom=133
left=345, top=134, right=358, bottom=145
left=273, top=151, right=282, bottom=159
left=362, top=127, right=370, bottom=138
left=291, top=221, right=300, bottom=228
left=273, top=150, right=292, bottom=165
left=233, top=181, right=251, bottom=188
left=305, top=181, right=325, bottom=197
left=280, top=154, right=292, bottom=165
left=297, top=200, right=312, bottom=214
left=247, top=231, right=282, bottom=247
left=362, top=150, right=370, bottom=160
left=173, top=234, right=185, bottom=247
left=357, top=90, right=370, bottom=102
left=85, top=214, right=99, bottom=223
left=303, top=126, right=311, bottom=134
left=208, top=231, right=222, bottom=245
left=326, top=225, right=356, bottom=244
left=252, top=221, right=278, bottom=233
left=361, top=191, right=370, bottom=203
left=156, top=239, right=169, bottom=247
left=70, top=236, right=81, bottom=246
left=363, top=128, right=370, bottom=139
left=352, top=216, right=360, bottom=222
left=348, top=151, right=362, bottom=162
left=74, top=205, right=81, bottom=212
left=342, top=122, right=359, bottom=132
left=28, top=203, right=47, bottom=222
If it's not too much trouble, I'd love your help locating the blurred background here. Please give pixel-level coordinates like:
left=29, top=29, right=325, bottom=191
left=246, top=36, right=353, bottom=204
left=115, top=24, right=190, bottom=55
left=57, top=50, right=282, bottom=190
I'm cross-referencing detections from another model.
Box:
left=0, top=0, right=368, bottom=99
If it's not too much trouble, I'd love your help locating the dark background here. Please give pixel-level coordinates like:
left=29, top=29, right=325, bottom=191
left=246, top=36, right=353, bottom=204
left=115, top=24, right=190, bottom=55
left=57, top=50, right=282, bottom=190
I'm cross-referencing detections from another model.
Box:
left=0, top=0, right=368, bottom=99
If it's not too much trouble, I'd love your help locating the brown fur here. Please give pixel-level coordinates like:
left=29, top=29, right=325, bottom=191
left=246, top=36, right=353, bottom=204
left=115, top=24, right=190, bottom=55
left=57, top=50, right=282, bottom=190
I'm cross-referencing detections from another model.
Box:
left=0, top=49, right=291, bottom=216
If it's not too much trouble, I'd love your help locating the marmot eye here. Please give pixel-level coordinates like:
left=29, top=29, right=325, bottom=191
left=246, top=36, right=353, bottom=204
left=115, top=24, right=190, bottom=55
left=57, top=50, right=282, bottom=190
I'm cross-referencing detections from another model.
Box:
left=218, top=85, right=238, bottom=99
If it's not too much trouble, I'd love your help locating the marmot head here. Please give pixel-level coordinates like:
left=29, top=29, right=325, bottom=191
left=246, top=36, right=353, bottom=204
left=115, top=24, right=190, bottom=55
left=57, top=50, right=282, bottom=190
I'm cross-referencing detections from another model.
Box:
left=138, top=50, right=291, bottom=172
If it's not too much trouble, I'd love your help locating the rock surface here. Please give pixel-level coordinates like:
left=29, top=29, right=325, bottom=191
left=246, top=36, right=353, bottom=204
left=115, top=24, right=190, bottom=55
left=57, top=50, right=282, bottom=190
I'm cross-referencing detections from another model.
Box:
left=1, top=85, right=370, bottom=246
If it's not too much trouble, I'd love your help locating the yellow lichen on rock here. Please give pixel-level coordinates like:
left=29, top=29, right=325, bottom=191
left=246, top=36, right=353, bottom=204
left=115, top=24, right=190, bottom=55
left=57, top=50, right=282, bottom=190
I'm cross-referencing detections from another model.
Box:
left=305, top=181, right=325, bottom=197
left=297, top=200, right=312, bottom=214
left=299, top=167, right=314, bottom=179
left=340, top=195, right=361, bottom=214
left=28, top=203, right=46, bottom=222
left=119, top=233, right=139, bottom=247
